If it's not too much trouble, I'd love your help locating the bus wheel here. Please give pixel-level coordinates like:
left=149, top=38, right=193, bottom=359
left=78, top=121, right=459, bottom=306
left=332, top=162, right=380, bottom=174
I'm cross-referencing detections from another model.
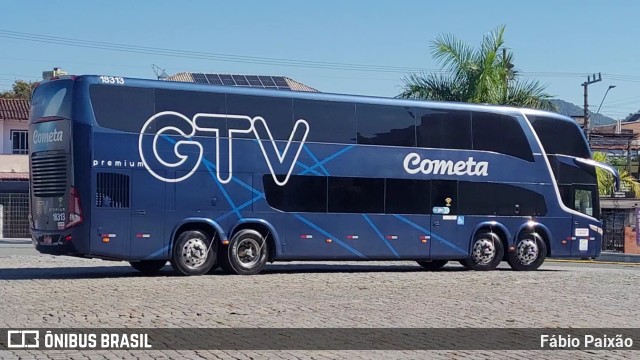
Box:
left=170, top=230, right=216, bottom=276
left=129, top=260, right=166, bottom=275
left=507, top=233, right=547, bottom=271
left=462, top=232, right=504, bottom=271
left=226, top=229, right=268, bottom=275
left=416, top=260, right=448, bottom=270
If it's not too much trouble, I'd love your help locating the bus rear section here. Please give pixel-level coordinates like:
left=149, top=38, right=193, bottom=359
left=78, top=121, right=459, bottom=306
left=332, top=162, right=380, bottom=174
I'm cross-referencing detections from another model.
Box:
left=29, top=79, right=84, bottom=255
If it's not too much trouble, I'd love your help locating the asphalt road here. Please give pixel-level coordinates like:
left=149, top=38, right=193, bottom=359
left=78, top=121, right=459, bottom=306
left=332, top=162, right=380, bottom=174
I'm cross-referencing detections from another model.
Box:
left=0, top=243, right=638, bottom=359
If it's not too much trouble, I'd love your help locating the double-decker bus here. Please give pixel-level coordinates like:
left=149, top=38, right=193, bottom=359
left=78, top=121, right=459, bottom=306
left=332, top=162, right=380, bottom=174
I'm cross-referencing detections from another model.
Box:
left=28, top=75, right=618, bottom=275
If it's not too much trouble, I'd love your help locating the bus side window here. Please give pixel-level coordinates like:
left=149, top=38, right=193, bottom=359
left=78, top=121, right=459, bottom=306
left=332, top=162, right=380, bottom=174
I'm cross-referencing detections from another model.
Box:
left=90, top=85, right=155, bottom=133
left=356, top=104, right=416, bottom=147
left=293, top=99, right=356, bottom=144
left=574, top=187, right=595, bottom=217
left=416, top=109, right=472, bottom=150
left=228, top=94, right=293, bottom=140
left=471, top=112, right=534, bottom=162
left=431, top=180, right=458, bottom=214
left=155, top=90, right=226, bottom=136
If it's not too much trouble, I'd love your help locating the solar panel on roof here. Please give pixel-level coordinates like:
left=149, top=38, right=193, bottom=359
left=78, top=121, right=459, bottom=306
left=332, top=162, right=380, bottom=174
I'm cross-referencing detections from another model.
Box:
left=246, top=75, right=263, bottom=86
left=273, top=77, right=289, bottom=87
left=192, top=73, right=209, bottom=84
left=205, top=74, right=223, bottom=85
left=232, top=75, right=250, bottom=86
left=219, top=74, right=235, bottom=86
left=258, top=76, right=276, bottom=87
left=179, top=72, right=307, bottom=91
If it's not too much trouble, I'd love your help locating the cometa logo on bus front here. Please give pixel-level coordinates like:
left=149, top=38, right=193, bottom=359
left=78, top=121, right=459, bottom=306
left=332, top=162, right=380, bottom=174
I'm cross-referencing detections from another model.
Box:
left=403, top=153, right=489, bottom=176
left=32, top=129, right=64, bottom=144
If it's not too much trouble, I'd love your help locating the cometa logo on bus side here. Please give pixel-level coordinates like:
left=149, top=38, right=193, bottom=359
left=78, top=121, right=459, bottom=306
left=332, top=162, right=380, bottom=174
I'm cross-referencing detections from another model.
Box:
left=403, top=153, right=489, bottom=176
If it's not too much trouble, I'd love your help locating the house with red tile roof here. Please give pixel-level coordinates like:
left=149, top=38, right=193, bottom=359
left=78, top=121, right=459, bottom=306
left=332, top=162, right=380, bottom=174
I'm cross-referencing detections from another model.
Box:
left=0, top=98, right=29, bottom=180
left=0, top=98, right=30, bottom=237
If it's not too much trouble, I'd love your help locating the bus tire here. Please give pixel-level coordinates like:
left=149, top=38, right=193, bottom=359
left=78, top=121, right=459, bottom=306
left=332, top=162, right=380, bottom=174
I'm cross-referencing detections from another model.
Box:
left=507, top=233, right=547, bottom=271
left=416, top=260, right=448, bottom=270
left=129, top=260, right=166, bottom=275
left=170, top=230, right=216, bottom=276
left=461, top=231, right=504, bottom=271
left=225, top=229, right=268, bottom=275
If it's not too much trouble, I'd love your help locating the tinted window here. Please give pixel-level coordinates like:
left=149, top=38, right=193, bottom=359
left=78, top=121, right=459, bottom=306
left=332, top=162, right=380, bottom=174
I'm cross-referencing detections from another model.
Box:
left=156, top=90, right=226, bottom=136
left=417, top=109, right=472, bottom=149
left=431, top=180, right=458, bottom=214
left=573, top=185, right=599, bottom=218
left=548, top=155, right=598, bottom=185
left=90, top=85, right=155, bottom=132
left=263, top=175, right=327, bottom=212
left=293, top=100, right=356, bottom=144
left=458, top=182, right=547, bottom=216
left=328, top=177, right=384, bottom=213
left=528, top=115, right=590, bottom=158
left=472, top=112, right=534, bottom=161
left=385, top=179, right=430, bottom=214
left=228, top=94, right=292, bottom=140
left=30, top=80, right=73, bottom=121
left=357, top=104, right=416, bottom=146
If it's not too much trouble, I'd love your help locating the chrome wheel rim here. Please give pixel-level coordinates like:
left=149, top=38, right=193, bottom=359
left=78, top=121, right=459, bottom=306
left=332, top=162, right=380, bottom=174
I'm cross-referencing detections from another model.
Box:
left=517, top=238, right=539, bottom=265
left=472, top=238, right=496, bottom=265
left=181, top=238, right=208, bottom=269
left=235, top=238, right=261, bottom=269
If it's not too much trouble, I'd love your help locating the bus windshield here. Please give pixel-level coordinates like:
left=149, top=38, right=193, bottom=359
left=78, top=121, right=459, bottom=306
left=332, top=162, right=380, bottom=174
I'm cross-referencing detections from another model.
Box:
left=29, top=79, right=73, bottom=122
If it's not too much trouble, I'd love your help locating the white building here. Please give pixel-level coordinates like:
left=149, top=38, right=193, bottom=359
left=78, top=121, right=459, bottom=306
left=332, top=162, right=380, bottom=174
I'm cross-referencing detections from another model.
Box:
left=0, top=98, right=29, bottom=238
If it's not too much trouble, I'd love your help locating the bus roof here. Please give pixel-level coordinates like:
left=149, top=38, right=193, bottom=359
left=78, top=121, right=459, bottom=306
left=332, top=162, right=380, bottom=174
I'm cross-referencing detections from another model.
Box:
left=68, top=74, right=566, bottom=119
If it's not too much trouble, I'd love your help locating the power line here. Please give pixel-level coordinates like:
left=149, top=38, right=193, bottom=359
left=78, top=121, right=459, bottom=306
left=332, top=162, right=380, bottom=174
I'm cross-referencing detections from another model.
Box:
left=0, top=29, right=440, bottom=74
left=5, top=29, right=640, bottom=81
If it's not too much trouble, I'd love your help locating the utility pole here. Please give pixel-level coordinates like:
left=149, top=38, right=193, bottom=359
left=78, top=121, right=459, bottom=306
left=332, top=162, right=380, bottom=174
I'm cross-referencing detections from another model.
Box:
left=582, top=72, right=602, bottom=141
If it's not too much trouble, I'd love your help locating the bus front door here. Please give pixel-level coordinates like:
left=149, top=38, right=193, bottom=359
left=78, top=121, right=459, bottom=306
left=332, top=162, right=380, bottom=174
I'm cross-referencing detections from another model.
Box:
left=571, top=185, right=599, bottom=258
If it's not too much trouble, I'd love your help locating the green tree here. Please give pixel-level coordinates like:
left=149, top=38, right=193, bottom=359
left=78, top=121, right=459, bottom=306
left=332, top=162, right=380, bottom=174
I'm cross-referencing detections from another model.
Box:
left=592, top=152, right=640, bottom=197
left=0, top=80, right=38, bottom=100
left=399, top=25, right=555, bottom=111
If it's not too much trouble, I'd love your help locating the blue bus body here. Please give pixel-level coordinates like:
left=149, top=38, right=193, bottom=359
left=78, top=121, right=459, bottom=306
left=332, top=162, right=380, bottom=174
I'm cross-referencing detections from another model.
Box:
left=29, top=75, right=611, bottom=274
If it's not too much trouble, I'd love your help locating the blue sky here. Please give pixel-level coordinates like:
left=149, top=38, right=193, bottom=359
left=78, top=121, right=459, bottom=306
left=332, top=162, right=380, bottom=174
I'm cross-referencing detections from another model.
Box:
left=1, top=0, right=639, bottom=120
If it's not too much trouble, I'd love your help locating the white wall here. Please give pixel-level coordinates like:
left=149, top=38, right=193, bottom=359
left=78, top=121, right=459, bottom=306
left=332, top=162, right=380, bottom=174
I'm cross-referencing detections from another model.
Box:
left=1, top=120, right=28, bottom=154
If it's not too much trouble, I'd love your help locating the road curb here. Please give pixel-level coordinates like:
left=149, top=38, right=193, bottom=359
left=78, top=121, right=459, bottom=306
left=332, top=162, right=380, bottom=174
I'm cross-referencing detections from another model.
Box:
left=0, top=239, right=31, bottom=245
left=597, top=252, right=640, bottom=263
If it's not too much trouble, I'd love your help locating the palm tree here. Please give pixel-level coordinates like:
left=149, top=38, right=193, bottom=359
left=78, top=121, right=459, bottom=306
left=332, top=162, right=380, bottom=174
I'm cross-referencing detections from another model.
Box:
left=399, top=25, right=555, bottom=111
left=592, top=152, right=640, bottom=197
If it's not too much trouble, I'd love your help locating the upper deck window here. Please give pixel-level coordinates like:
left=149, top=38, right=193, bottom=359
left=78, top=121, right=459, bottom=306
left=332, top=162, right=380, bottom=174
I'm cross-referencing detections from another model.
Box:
left=293, top=99, right=356, bottom=144
left=416, top=108, right=534, bottom=161
left=471, top=111, right=534, bottom=162
left=90, top=85, right=155, bottom=133
left=356, top=104, right=416, bottom=147
left=417, top=108, right=472, bottom=150
left=528, top=115, right=590, bottom=158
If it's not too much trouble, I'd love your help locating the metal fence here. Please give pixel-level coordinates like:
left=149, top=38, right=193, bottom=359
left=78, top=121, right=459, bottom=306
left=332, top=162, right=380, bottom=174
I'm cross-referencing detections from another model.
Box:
left=601, top=208, right=626, bottom=252
left=0, top=193, right=29, bottom=238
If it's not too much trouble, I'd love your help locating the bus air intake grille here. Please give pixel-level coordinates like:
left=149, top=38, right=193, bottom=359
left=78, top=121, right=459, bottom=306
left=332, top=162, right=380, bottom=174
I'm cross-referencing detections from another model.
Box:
left=96, top=172, right=130, bottom=208
left=31, top=153, right=68, bottom=197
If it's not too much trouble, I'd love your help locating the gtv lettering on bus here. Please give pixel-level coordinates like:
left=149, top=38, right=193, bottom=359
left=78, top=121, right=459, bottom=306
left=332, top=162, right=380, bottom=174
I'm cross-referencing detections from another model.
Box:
left=138, top=111, right=309, bottom=186
left=403, top=152, right=489, bottom=176
left=32, top=129, right=64, bottom=144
